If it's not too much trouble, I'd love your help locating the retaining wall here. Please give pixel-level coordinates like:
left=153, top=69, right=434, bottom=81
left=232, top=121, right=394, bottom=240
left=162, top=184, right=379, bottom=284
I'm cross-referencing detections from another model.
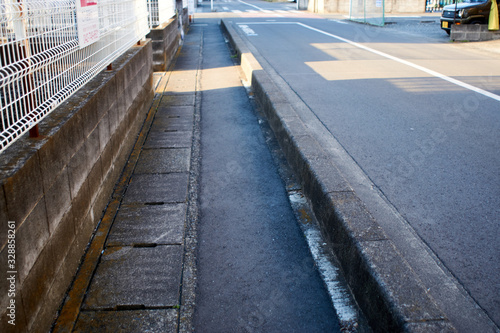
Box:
left=451, top=24, right=500, bottom=41
left=149, top=18, right=181, bottom=72
left=0, top=40, right=153, bottom=332
left=309, top=0, right=425, bottom=14
left=148, top=12, right=188, bottom=72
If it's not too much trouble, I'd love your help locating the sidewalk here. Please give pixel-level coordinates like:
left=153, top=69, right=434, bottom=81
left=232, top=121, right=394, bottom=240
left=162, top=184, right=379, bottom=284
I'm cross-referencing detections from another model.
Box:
left=53, top=18, right=342, bottom=333
left=52, top=24, right=202, bottom=332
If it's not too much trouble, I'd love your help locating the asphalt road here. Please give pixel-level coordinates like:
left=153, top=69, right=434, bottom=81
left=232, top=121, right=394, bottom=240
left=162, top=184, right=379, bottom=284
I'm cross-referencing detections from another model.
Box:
left=193, top=19, right=341, bottom=332
left=196, top=1, right=500, bottom=331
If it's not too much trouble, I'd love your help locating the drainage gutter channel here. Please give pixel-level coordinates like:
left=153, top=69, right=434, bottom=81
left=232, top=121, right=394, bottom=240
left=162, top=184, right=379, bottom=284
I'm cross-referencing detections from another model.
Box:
left=221, top=19, right=457, bottom=333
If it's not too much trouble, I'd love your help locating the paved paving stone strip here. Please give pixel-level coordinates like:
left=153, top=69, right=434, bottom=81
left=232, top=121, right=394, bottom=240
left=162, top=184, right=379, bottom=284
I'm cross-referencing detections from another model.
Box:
left=53, top=27, right=203, bottom=332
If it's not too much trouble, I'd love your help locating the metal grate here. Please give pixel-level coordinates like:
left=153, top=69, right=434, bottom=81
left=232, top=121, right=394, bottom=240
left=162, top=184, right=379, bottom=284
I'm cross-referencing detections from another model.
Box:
left=442, top=10, right=457, bottom=18
left=0, top=0, right=149, bottom=153
left=147, top=0, right=175, bottom=29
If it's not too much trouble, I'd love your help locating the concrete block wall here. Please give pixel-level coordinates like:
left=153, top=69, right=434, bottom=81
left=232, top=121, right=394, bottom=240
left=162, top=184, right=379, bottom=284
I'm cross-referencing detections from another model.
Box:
left=147, top=11, right=189, bottom=72
left=313, top=0, right=425, bottom=14
left=0, top=40, right=153, bottom=332
left=148, top=18, right=181, bottom=72
left=386, top=0, right=424, bottom=13
left=451, top=24, right=500, bottom=41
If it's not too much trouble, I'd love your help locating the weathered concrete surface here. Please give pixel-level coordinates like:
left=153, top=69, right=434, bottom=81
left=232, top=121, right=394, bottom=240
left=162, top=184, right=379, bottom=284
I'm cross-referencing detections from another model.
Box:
left=135, top=148, right=191, bottom=174
left=150, top=106, right=195, bottom=132
left=122, top=173, right=189, bottom=204
left=451, top=24, right=500, bottom=42
left=144, top=130, right=194, bottom=149
left=82, top=246, right=183, bottom=310
left=73, top=309, right=178, bottom=332
left=53, top=22, right=200, bottom=332
left=106, top=204, right=187, bottom=246
left=0, top=40, right=153, bottom=333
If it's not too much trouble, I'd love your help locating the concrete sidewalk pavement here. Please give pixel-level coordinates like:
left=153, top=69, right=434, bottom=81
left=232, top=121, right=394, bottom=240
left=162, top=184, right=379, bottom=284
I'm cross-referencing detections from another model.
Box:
left=52, top=25, right=202, bottom=332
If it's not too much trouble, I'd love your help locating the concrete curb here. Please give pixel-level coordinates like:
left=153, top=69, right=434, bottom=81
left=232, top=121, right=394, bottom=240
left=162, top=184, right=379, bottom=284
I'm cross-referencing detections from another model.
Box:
left=221, top=19, right=456, bottom=333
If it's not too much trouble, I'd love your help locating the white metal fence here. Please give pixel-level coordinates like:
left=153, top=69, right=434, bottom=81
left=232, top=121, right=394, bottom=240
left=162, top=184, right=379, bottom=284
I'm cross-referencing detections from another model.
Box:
left=0, top=0, right=149, bottom=153
left=426, top=0, right=454, bottom=12
left=147, top=0, right=175, bottom=29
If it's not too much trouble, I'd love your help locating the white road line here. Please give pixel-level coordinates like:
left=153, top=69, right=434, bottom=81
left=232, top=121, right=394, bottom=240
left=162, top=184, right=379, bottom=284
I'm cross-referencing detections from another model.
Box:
left=240, top=21, right=500, bottom=103
left=238, top=0, right=264, bottom=11
left=236, top=1, right=284, bottom=16
left=232, top=9, right=242, bottom=13
left=239, top=24, right=258, bottom=36
left=223, top=6, right=229, bottom=10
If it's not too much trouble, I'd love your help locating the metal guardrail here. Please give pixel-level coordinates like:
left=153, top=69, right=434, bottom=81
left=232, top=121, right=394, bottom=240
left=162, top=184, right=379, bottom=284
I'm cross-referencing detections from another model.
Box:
left=0, top=0, right=149, bottom=153
left=147, top=0, right=175, bottom=29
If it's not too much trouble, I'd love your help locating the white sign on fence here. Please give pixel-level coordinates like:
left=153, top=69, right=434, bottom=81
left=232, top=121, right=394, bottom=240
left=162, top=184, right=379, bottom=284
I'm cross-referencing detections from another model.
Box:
left=76, top=0, right=100, bottom=48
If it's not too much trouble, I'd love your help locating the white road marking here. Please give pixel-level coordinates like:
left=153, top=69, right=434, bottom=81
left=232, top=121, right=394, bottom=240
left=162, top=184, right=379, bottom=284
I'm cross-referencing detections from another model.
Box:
left=239, top=21, right=500, bottom=103
left=232, top=9, right=243, bottom=13
left=238, top=24, right=258, bottom=36
left=236, top=0, right=284, bottom=16
left=238, top=0, right=264, bottom=11
left=223, top=6, right=229, bottom=10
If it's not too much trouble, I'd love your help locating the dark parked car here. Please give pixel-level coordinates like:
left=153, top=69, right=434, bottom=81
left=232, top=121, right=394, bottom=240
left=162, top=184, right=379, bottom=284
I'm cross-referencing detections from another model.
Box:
left=441, top=0, right=500, bottom=34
